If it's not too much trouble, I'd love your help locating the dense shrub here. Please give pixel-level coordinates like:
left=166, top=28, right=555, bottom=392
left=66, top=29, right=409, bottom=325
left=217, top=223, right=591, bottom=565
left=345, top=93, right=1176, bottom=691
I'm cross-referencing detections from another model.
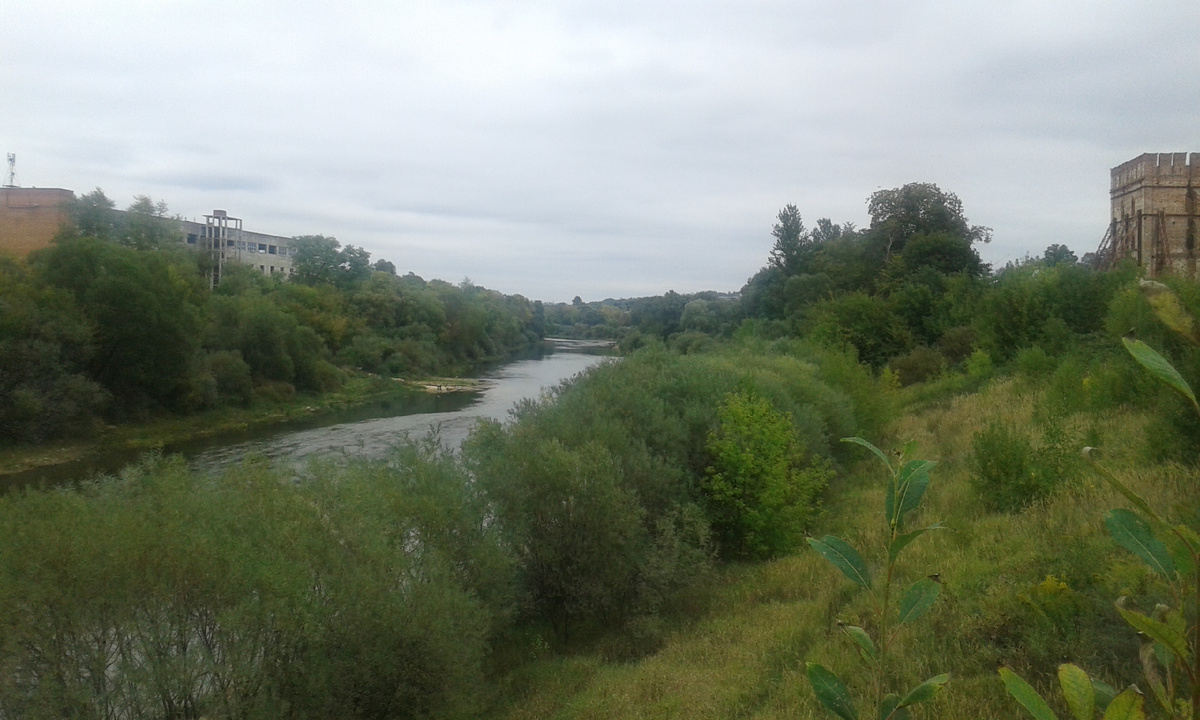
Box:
left=888, top=346, right=947, bottom=386
left=702, top=391, right=831, bottom=558
left=463, top=345, right=869, bottom=641
left=0, top=260, right=108, bottom=442
left=0, top=448, right=505, bottom=720
left=806, top=291, right=912, bottom=368
left=969, top=418, right=1083, bottom=512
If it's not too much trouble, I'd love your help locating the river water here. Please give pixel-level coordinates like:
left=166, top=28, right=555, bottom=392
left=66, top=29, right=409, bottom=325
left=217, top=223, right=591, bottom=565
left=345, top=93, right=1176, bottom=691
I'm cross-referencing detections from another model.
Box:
left=189, top=341, right=610, bottom=475
left=4, top=340, right=611, bottom=490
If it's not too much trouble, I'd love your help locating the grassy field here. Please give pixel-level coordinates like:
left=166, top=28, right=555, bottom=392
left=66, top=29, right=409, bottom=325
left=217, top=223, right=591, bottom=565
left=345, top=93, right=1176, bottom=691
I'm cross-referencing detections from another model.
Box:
left=481, top=378, right=1191, bottom=719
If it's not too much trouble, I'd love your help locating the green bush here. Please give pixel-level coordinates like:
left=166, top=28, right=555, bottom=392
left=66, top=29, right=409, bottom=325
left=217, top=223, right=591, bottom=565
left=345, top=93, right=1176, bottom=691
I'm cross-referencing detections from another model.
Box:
left=203, top=349, right=254, bottom=405
left=937, top=324, right=977, bottom=365
left=0, top=449, right=503, bottom=720
left=702, top=391, right=831, bottom=558
left=1013, top=345, right=1056, bottom=380
left=969, top=418, right=1082, bottom=512
left=888, top=345, right=947, bottom=386
left=965, top=348, right=994, bottom=380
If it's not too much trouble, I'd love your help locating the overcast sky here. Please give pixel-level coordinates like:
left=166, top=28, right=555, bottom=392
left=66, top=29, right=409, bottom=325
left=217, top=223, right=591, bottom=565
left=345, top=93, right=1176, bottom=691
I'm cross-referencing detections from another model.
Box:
left=4, top=1, right=1198, bottom=302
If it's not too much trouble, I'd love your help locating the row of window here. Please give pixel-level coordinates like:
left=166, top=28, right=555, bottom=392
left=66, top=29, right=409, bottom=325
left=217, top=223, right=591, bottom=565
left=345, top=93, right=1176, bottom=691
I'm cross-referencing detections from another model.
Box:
left=184, top=234, right=296, bottom=257
left=227, top=240, right=298, bottom=256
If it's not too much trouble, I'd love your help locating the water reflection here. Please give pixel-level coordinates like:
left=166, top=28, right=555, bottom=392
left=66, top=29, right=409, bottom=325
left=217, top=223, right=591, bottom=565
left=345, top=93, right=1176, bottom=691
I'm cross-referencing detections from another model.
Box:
left=2, top=342, right=613, bottom=492
left=189, top=349, right=609, bottom=475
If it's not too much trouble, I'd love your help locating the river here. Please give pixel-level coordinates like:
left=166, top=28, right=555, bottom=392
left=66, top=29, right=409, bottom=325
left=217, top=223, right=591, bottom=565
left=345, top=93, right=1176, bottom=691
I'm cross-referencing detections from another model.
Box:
left=4, top=340, right=612, bottom=490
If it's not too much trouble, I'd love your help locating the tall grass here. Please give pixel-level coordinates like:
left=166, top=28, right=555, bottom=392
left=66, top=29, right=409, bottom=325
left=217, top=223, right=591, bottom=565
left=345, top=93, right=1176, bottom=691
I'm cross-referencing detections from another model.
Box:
left=483, top=379, right=1187, bottom=720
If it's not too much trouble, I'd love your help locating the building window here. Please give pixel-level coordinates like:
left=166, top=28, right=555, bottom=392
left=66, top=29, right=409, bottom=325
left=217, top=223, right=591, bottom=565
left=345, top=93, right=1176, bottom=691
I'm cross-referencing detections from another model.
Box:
left=258, top=243, right=267, bottom=253
left=269, top=245, right=277, bottom=255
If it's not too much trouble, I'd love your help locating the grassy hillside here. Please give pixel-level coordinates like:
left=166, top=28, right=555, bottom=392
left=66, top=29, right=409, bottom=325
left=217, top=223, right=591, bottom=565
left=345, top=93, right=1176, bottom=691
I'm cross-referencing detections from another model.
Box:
left=484, top=378, right=1192, bottom=719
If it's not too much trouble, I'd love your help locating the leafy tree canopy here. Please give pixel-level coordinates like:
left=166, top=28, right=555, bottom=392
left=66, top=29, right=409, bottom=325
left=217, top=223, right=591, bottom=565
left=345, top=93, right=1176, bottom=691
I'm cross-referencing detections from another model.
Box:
left=769, top=203, right=810, bottom=275
left=292, top=234, right=372, bottom=288
left=867, top=182, right=992, bottom=257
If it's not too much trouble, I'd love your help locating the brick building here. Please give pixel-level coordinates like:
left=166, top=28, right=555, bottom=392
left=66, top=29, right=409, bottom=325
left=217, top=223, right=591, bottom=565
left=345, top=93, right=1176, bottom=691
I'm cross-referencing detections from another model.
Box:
left=1102, top=152, right=1199, bottom=277
left=0, top=187, right=75, bottom=258
left=0, top=186, right=296, bottom=284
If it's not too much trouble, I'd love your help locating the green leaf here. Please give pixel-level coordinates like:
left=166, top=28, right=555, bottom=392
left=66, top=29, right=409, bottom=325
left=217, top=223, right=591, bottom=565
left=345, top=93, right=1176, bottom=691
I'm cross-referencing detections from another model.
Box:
left=806, top=662, right=858, bottom=720
left=1138, top=642, right=1169, bottom=714
left=888, top=522, right=947, bottom=563
left=1091, top=678, right=1117, bottom=711
left=1057, top=664, right=1094, bottom=720
left=897, top=577, right=940, bottom=625
left=895, top=460, right=936, bottom=526
left=879, top=693, right=910, bottom=720
left=1122, top=338, right=1198, bottom=410
left=842, top=436, right=892, bottom=472
left=1113, top=602, right=1191, bottom=664
left=885, top=475, right=897, bottom=528
left=1165, top=530, right=1197, bottom=579
left=807, top=535, right=872, bottom=589
left=1101, top=687, right=1145, bottom=720
left=841, top=625, right=878, bottom=664
left=999, top=667, right=1059, bottom=720
left=1175, top=523, right=1200, bottom=549
left=1139, top=279, right=1200, bottom=344
left=897, top=673, right=949, bottom=708
left=1104, top=509, right=1176, bottom=579
left=1084, top=454, right=1164, bottom=525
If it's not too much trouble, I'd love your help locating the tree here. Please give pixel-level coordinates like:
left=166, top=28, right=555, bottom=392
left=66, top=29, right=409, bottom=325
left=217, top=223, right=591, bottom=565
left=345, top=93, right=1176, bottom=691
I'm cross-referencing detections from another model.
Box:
left=67, top=188, right=118, bottom=240
left=123, top=195, right=181, bottom=250
left=292, top=235, right=345, bottom=286
left=1043, top=243, right=1078, bottom=266
left=372, top=258, right=396, bottom=275
left=896, top=231, right=986, bottom=278
left=811, top=217, right=852, bottom=245
left=703, top=391, right=830, bottom=558
left=769, top=204, right=810, bottom=274
left=291, top=235, right=372, bottom=288
left=35, top=237, right=204, bottom=411
left=867, top=182, right=991, bottom=258
left=0, top=259, right=107, bottom=441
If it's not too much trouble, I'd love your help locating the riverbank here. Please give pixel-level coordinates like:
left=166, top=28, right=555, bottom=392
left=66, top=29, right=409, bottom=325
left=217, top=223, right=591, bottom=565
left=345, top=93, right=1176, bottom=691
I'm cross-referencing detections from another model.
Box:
left=0, top=373, right=482, bottom=478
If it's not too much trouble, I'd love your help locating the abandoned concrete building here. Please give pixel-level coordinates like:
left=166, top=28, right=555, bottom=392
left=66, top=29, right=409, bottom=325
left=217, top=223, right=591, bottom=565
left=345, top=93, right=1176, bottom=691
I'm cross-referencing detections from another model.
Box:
left=0, top=186, right=296, bottom=284
left=1100, top=152, right=1199, bottom=277
left=180, top=210, right=297, bottom=287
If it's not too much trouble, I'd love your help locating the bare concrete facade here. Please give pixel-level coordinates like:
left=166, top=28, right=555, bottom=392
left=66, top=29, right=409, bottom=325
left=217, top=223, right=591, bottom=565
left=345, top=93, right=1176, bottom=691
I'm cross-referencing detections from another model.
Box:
left=0, top=187, right=75, bottom=258
left=181, top=210, right=296, bottom=287
left=0, top=186, right=295, bottom=284
left=1103, top=152, right=1200, bottom=277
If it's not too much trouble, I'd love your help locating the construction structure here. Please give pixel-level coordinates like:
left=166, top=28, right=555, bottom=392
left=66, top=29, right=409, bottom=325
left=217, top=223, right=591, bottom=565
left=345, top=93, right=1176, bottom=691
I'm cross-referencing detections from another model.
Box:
left=1098, top=152, right=1199, bottom=276
left=180, top=211, right=298, bottom=288
left=0, top=183, right=297, bottom=283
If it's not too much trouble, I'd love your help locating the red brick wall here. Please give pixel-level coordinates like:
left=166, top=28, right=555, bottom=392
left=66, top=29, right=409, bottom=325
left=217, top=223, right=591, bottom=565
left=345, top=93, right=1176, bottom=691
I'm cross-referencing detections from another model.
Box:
left=0, top=188, right=75, bottom=258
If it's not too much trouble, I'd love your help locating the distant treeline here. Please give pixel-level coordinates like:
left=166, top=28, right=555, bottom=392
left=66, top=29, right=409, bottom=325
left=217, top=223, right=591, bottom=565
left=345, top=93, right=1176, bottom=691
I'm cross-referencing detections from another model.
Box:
left=0, top=190, right=544, bottom=443
left=545, top=182, right=1126, bottom=376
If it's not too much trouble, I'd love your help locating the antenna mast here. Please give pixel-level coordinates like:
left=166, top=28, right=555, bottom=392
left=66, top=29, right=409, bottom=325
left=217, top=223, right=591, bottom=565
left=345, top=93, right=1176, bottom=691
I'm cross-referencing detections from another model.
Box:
left=3, top=154, right=15, bottom=188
